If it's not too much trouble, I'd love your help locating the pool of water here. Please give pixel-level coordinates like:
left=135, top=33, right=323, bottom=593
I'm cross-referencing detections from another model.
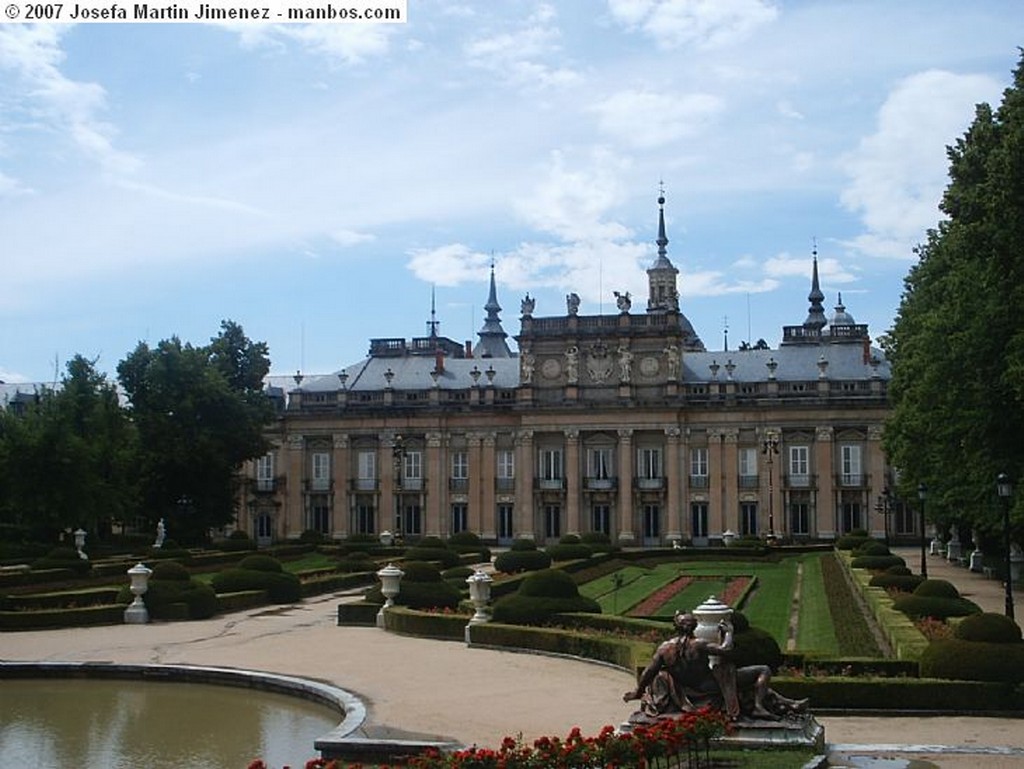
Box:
left=0, top=678, right=339, bottom=768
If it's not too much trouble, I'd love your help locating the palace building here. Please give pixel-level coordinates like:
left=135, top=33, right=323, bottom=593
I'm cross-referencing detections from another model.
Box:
left=240, top=196, right=909, bottom=548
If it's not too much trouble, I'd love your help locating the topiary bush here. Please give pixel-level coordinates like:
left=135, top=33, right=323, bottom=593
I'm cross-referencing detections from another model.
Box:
left=954, top=613, right=1023, bottom=644
left=869, top=573, right=925, bottom=593
left=151, top=561, right=191, bottom=582
left=835, top=533, right=872, bottom=551
left=892, top=594, right=981, bottom=620
left=211, top=568, right=301, bottom=603
left=493, top=549, right=552, bottom=574
left=442, top=566, right=474, bottom=582
left=919, top=638, right=1024, bottom=683
left=491, top=568, right=601, bottom=625
left=511, top=538, right=539, bottom=551
left=336, top=551, right=376, bottom=573
left=886, top=565, right=913, bottom=576
left=448, top=531, right=482, bottom=547
left=149, top=539, right=192, bottom=562
left=854, top=541, right=891, bottom=557
left=299, top=529, right=325, bottom=544
left=404, top=545, right=461, bottom=569
left=237, top=554, right=284, bottom=573
left=850, top=554, right=906, bottom=571
left=579, top=531, right=616, bottom=553
left=363, top=560, right=461, bottom=610
left=731, top=625, right=783, bottom=671
left=31, top=547, right=91, bottom=576
left=913, top=579, right=960, bottom=599
left=223, top=530, right=257, bottom=552
left=118, top=564, right=218, bottom=620
left=544, top=543, right=593, bottom=562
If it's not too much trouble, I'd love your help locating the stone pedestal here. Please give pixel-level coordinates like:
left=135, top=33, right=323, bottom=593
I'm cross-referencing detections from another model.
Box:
left=716, top=715, right=825, bottom=751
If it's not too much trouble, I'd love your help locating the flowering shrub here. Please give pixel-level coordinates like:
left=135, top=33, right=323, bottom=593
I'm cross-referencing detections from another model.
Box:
left=248, top=707, right=731, bottom=769
left=914, top=616, right=953, bottom=641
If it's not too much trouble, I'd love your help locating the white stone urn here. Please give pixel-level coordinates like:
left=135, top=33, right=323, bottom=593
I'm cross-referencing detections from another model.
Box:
left=124, top=562, right=152, bottom=624
left=379, top=530, right=394, bottom=547
left=721, top=530, right=737, bottom=547
left=74, top=528, right=88, bottom=560
left=466, top=569, right=493, bottom=626
left=693, top=595, right=733, bottom=668
left=376, top=562, right=404, bottom=628
left=969, top=529, right=984, bottom=572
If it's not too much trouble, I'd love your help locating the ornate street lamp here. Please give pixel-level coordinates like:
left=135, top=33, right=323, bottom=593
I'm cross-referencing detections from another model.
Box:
left=762, top=433, right=780, bottom=541
left=875, top=487, right=893, bottom=543
left=918, top=483, right=928, bottom=579
left=997, top=473, right=1014, bottom=620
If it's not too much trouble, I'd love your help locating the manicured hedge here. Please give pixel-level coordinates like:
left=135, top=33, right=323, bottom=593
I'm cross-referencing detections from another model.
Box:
left=211, top=567, right=301, bottom=603
left=491, top=569, right=601, bottom=625
left=919, top=639, right=1024, bottom=683
left=869, top=574, right=925, bottom=593
left=493, top=549, right=552, bottom=573
left=544, top=543, right=593, bottom=562
left=913, top=579, right=960, bottom=599
left=849, top=555, right=906, bottom=571
left=773, top=676, right=1024, bottom=711
left=954, top=613, right=1022, bottom=643
left=891, top=595, right=981, bottom=620
left=0, top=604, right=125, bottom=630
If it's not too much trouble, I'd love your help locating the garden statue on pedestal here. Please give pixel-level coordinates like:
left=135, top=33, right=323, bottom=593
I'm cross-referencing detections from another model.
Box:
left=623, top=611, right=807, bottom=725
left=154, top=518, right=166, bottom=549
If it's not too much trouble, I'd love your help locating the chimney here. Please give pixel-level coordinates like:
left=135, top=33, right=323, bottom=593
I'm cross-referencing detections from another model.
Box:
left=465, top=340, right=473, bottom=358
left=435, top=349, right=445, bottom=375
left=862, top=337, right=871, bottom=364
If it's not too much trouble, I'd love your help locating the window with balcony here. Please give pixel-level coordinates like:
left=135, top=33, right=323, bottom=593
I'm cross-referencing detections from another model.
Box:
left=357, top=450, right=376, bottom=491
left=788, top=446, right=809, bottom=487
left=450, top=451, right=469, bottom=491
left=402, top=450, right=423, bottom=491
left=637, top=447, right=663, bottom=488
left=311, top=452, right=330, bottom=491
left=587, top=447, right=614, bottom=489
left=841, top=445, right=862, bottom=486
left=497, top=504, right=514, bottom=542
left=690, top=447, right=709, bottom=489
left=538, top=448, right=563, bottom=488
left=591, top=504, right=611, bottom=535
left=256, top=453, right=274, bottom=492
left=738, top=448, right=758, bottom=488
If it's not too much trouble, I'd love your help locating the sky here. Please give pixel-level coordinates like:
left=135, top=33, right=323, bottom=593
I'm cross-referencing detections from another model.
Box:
left=1, top=1, right=1022, bottom=385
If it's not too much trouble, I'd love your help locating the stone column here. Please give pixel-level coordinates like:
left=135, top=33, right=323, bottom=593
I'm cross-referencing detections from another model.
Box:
left=617, top=428, right=635, bottom=543
left=332, top=434, right=349, bottom=540
left=468, top=432, right=485, bottom=536
left=480, top=432, right=498, bottom=540
left=285, top=434, right=305, bottom=541
left=722, top=428, right=739, bottom=533
left=815, top=427, right=835, bottom=539
left=515, top=429, right=535, bottom=540
left=665, top=426, right=683, bottom=543
left=565, top=428, right=581, bottom=537
left=708, top=429, right=725, bottom=536
left=866, top=424, right=886, bottom=539
left=379, top=433, right=396, bottom=536
left=426, top=431, right=445, bottom=538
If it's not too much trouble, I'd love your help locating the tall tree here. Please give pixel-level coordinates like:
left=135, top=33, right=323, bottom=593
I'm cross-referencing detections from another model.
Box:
left=117, top=321, right=273, bottom=543
left=884, top=52, right=1024, bottom=544
left=0, top=356, right=138, bottom=541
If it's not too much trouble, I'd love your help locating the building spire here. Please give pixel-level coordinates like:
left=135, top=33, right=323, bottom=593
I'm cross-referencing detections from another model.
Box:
left=803, top=240, right=827, bottom=332
left=656, top=179, right=669, bottom=262
left=474, top=260, right=513, bottom=358
left=427, top=285, right=440, bottom=339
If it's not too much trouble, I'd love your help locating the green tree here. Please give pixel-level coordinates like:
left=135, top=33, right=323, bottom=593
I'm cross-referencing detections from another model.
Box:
left=117, top=321, right=273, bottom=543
left=0, top=357, right=138, bottom=542
left=884, top=52, right=1024, bottom=544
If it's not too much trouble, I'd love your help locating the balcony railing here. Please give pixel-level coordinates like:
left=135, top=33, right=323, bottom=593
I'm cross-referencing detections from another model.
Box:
left=536, top=477, right=564, bottom=490
left=839, top=473, right=865, bottom=487
left=255, top=478, right=276, bottom=493
left=307, top=478, right=331, bottom=492
left=449, top=478, right=469, bottom=492
left=738, top=475, right=759, bottom=489
left=495, top=477, right=515, bottom=492
left=351, top=478, right=378, bottom=492
left=786, top=473, right=811, bottom=488
left=689, top=475, right=709, bottom=489
left=636, top=477, right=664, bottom=490
left=584, top=477, right=617, bottom=490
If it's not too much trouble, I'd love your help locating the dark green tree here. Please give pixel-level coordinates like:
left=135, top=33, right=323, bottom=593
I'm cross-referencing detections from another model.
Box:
left=884, top=52, right=1024, bottom=544
left=117, top=321, right=273, bottom=544
left=0, top=356, right=138, bottom=542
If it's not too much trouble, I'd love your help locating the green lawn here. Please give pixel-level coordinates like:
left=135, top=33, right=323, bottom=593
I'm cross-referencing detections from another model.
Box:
left=579, top=554, right=838, bottom=655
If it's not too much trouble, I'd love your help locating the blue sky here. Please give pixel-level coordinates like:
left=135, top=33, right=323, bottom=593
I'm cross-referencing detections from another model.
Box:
left=1, top=1, right=1022, bottom=384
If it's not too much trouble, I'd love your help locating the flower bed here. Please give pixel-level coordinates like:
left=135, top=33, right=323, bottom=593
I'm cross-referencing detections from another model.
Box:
left=626, top=575, right=753, bottom=618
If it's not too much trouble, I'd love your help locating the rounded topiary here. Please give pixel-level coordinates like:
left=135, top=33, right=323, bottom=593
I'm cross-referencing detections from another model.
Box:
left=850, top=554, right=906, bottom=571
left=730, top=611, right=751, bottom=633
left=400, top=560, right=443, bottom=583
left=32, top=546, right=91, bottom=575
left=869, top=573, right=925, bottom=593
left=731, top=625, right=782, bottom=671
left=151, top=561, right=191, bottom=582
left=299, top=529, right=325, bottom=544
left=448, top=531, right=482, bottom=547
left=544, top=543, right=593, bottom=562
left=493, top=549, right=552, bottom=574
left=211, top=568, right=301, bottom=603
left=920, top=638, right=1024, bottom=683
left=404, top=546, right=461, bottom=569
left=519, top=569, right=579, bottom=598
left=223, top=531, right=257, bottom=552
left=954, top=613, right=1023, bottom=644
left=854, top=541, right=891, bottom=557
left=442, top=566, right=474, bottom=581
left=558, top=534, right=581, bottom=545
left=886, top=565, right=913, bottom=576
left=238, top=554, right=284, bottom=573
left=416, top=536, right=448, bottom=550
left=892, top=594, right=981, bottom=620
left=491, top=570, right=600, bottom=625
left=511, top=538, right=538, bottom=551
left=835, top=533, right=872, bottom=551
left=913, top=579, right=960, bottom=599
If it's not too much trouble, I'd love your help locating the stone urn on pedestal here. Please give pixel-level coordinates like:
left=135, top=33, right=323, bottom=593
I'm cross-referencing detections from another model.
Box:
left=693, top=595, right=732, bottom=668
left=376, top=563, right=404, bottom=628
left=124, top=563, right=152, bottom=624
left=465, top=569, right=493, bottom=642
left=969, top=529, right=984, bottom=572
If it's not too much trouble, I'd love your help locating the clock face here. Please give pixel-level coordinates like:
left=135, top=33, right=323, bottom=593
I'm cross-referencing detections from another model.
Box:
left=541, top=358, right=562, bottom=379
left=640, top=356, right=660, bottom=377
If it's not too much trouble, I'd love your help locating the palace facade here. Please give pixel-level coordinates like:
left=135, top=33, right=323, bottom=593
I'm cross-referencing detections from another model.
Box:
left=239, top=197, right=911, bottom=548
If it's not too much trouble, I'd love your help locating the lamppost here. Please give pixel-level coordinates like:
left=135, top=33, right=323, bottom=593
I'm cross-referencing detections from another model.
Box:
left=917, top=483, right=928, bottom=579
left=392, top=434, right=407, bottom=538
left=997, top=473, right=1014, bottom=620
left=762, top=433, right=780, bottom=541
left=875, top=487, right=892, bottom=544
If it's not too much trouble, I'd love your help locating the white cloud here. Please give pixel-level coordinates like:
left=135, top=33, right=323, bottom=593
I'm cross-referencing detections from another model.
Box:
left=0, top=170, right=32, bottom=198
left=840, top=69, right=1003, bottom=259
left=591, top=89, right=724, bottom=148
left=231, top=23, right=394, bottom=65
left=764, top=253, right=856, bottom=284
left=408, top=243, right=491, bottom=286
left=0, top=25, right=139, bottom=176
left=464, top=3, right=581, bottom=88
left=606, top=0, right=778, bottom=49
